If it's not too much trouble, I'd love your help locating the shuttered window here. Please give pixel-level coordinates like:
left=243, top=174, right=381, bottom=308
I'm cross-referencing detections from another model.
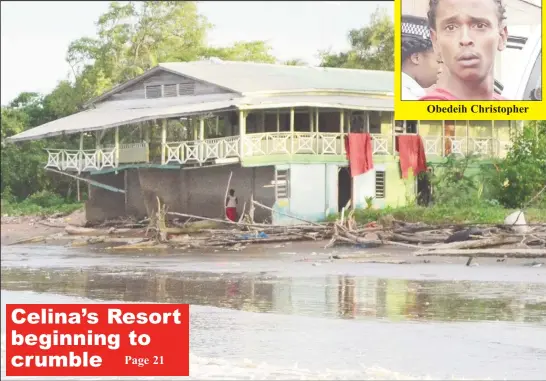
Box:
left=178, top=82, right=195, bottom=96
left=275, top=169, right=289, bottom=200
left=163, top=84, right=178, bottom=97
left=145, top=85, right=162, bottom=99
left=375, top=170, right=385, bottom=199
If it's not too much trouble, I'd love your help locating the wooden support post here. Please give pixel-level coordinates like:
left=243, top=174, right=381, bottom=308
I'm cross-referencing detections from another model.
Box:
left=115, top=127, right=120, bottom=167
left=290, top=107, right=295, bottom=154
left=290, top=107, right=295, bottom=133
left=315, top=108, right=319, bottom=132
left=161, top=120, right=167, bottom=165
left=339, top=110, right=345, bottom=133
left=276, top=110, right=280, bottom=132
left=309, top=108, right=313, bottom=132
left=144, top=122, right=150, bottom=162
left=215, top=116, right=219, bottom=136
left=78, top=133, right=84, bottom=201
left=199, top=117, right=205, bottom=140
left=240, top=110, right=247, bottom=158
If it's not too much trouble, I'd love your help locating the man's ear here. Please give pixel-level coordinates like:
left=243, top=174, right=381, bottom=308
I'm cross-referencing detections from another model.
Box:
left=498, top=25, right=508, bottom=51
left=430, top=29, right=442, bottom=61
left=410, top=52, right=420, bottom=65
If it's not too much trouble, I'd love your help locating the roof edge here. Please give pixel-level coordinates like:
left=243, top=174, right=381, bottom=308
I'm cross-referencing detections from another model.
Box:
left=241, top=89, right=394, bottom=98
left=83, top=66, right=164, bottom=109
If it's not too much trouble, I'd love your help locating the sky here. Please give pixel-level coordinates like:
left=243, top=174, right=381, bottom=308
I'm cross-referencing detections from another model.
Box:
left=0, top=1, right=393, bottom=106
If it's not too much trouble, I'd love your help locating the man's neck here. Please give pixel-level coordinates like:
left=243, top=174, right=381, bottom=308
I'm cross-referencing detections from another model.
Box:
left=444, top=74, right=495, bottom=100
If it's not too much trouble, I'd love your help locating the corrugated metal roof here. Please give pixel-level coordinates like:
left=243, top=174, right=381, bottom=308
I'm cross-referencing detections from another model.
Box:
left=6, top=93, right=394, bottom=142
left=159, top=61, right=394, bottom=94
left=240, top=95, right=393, bottom=111
left=6, top=99, right=237, bottom=142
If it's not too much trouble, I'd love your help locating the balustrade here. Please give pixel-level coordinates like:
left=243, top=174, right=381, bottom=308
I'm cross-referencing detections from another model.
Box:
left=46, top=133, right=510, bottom=171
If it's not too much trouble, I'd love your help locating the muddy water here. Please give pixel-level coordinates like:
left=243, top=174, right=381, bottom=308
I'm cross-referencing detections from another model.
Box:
left=2, top=245, right=546, bottom=380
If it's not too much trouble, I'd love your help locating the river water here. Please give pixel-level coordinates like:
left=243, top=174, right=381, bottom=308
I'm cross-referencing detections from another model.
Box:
left=1, top=244, right=546, bottom=380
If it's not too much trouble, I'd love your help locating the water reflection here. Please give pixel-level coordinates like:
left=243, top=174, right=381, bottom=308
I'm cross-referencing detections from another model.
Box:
left=1, top=267, right=545, bottom=324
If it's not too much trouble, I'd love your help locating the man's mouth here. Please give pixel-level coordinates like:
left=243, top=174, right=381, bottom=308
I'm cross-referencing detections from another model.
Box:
left=457, top=53, right=480, bottom=67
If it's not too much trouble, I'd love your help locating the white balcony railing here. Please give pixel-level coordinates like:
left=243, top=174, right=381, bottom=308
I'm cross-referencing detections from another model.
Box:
left=46, top=134, right=512, bottom=171
left=44, top=143, right=148, bottom=173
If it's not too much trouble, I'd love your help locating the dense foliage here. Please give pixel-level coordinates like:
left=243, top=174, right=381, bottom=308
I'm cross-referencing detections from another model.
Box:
left=428, top=121, right=546, bottom=213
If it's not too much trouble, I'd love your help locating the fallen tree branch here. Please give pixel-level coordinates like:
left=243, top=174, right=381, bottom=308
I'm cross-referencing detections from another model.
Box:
left=428, top=236, right=522, bottom=250
left=415, top=248, right=546, bottom=258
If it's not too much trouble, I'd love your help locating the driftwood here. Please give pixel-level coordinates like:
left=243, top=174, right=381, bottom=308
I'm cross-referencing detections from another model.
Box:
left=65, top=225, right=145, bottom=237
left=431, top=235, right=522, bottom=250
left=8, top=194, right=545, bottom=262
left=415, top=248, right=546, bottom=258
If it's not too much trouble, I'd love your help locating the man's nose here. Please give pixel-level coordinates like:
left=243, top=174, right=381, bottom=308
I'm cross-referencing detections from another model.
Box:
left=458, top=26, right=474, bottom=46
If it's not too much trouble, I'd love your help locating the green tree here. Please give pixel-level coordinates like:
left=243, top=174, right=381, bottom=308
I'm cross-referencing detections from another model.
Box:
left=284, top=58, right=308, bottom=66
left=495, top=121, right=546, bottom=208
left=319, top=7, right=394, bottom=70
left=203, top=41, right=276, bottom=63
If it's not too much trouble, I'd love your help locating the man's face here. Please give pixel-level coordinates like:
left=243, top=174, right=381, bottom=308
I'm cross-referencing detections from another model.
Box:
left=413, top=49, right=440, bottom=88
left=430, top=0, right=508, bottom=83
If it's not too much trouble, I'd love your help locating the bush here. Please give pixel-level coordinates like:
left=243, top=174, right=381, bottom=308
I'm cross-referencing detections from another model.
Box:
left=26, top=190, right=65, bottom=208
left=494, top=122, right=546, bottom=208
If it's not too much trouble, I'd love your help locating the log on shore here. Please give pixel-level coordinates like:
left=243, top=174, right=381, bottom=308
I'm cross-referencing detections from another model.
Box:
left=65, top=225, right=145, bottom=237
left=429, top=235, right=522, bottom=250
left=414, top=248, right=546, bottom=258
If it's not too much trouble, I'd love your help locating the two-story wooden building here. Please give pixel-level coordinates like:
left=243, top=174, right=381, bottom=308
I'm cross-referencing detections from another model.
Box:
left=6, top=60, right=516, bottom=224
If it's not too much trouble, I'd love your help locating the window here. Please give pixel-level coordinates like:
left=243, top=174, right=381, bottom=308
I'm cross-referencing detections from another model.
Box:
left=375, top=170, right=385, bottom=199
left=163, top=84, right=178, bottom=98
left=368, top=111, right=382, bottom=134
left=524, top=52, right=541, bottom=101
left=145, top=82, right=196, bottom=99
left=394, top=120, right=417, bottom=134
left=145, top=85, right=162, bottom=99
left=275, top=168, right=289, bottom=200
left=179, top=82, right=196, bottom=96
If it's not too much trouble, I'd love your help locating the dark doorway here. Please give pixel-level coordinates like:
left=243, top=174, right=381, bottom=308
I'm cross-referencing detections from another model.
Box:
left=417, top=169, right=432, bottom=206
left=338, top=167, right=352, bottom=211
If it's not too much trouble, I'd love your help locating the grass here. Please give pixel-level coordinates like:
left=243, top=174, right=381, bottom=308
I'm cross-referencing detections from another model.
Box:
left=326, top=204, right=546, bottom=225
left=1, top=199, right=83, bottom=217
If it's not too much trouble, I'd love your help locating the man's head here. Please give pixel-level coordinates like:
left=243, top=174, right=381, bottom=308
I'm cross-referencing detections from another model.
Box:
left=229, top=189, right=235, bottom=196
left=428, top=0, right=508, bottom=85
left=402, top=15, right=440, bottom=89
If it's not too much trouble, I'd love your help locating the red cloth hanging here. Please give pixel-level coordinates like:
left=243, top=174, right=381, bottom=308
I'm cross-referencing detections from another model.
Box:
left=344, top=133, right=374, bottom=177
left=395, top=135, right=427, bottom=178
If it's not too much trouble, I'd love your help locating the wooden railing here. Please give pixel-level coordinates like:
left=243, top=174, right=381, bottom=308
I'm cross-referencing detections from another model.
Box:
left=44, top=143, right=149, bottom=173
left=45, top=134, right=512, bottom=171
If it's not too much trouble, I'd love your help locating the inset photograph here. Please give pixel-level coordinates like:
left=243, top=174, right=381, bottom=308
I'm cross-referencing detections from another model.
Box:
left=400, top=0, right=542, bottom=101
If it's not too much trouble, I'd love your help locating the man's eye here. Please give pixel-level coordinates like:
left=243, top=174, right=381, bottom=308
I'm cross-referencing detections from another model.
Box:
left=475, top=23, right=487, bottom=28
left=445, top=25, right=456, bottom=31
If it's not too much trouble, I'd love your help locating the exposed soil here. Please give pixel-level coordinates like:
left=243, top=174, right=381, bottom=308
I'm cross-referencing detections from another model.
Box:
left=1, top=209, right=86, bottom=246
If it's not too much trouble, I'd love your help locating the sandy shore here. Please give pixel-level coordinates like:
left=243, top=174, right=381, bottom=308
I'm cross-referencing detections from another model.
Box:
left=1, top=209, right=86, bottom=246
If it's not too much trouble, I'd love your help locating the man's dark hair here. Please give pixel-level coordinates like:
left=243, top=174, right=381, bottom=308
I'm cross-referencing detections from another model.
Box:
left=427, top=0, right=507, bottom=30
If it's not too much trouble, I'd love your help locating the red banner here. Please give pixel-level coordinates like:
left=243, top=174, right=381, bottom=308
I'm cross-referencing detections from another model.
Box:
left=5, top=303, right=190, bottom=377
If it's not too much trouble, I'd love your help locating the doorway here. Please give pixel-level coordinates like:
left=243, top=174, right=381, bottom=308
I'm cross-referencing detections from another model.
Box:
left=338, top=167, right=352, bottom=211
left=417, top=169, right=432, bottom=206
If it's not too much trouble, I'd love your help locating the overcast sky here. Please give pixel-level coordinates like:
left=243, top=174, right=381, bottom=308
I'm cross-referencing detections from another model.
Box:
left=0, top=1, right=393, bottom=105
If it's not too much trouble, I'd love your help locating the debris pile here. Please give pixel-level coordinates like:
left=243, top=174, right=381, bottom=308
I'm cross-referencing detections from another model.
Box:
left=6, top=200, right=546, bottom=260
